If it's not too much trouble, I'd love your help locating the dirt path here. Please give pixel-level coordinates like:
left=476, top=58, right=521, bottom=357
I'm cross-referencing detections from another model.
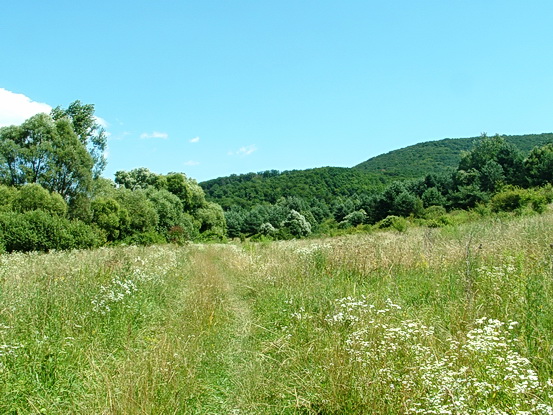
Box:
left=185, top=246, right=258, bottom=414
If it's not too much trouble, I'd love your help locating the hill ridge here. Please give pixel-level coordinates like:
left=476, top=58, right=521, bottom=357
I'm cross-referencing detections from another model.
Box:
left=200, top=132, right=553, bottom=208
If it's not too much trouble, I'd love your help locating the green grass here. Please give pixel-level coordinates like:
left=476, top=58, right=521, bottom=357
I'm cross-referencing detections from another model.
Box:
left=2, top=212, right=553, bottom=413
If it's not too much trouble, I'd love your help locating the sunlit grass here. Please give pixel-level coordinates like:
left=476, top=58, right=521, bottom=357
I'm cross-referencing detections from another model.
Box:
left=1, top=212, right=553, bottom=413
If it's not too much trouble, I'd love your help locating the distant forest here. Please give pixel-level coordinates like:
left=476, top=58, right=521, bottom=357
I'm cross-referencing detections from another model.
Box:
left=353, top=133, right=553, bottom=179
left=199, top=133, right=553, bottom=239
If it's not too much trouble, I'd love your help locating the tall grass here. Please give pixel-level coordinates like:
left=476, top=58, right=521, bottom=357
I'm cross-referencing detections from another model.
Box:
left=1, top=212, right=553, bottom=413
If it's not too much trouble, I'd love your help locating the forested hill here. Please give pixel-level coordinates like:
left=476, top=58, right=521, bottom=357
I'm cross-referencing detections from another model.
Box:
left=201, top=133, right=553, bottom=210
left=200, top=167, right=386, bottom=209
left=354, top=133, right=553, bottom=179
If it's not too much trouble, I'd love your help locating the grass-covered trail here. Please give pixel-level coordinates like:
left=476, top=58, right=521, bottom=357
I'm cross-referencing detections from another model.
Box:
left=2, top=213, right=553, bottom=413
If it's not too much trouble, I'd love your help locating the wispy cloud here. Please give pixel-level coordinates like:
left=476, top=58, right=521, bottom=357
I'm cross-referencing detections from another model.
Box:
left=140, top=131, right=168, bottom=139
left=228, top=145, right=257, bottom=157
left=0, top=88, right=52, bottom=127
left=183, top=160, right=200, bottom=166
left=189, top=136, right=200, bottom=143
left=94, top=116, right=108, bottom=129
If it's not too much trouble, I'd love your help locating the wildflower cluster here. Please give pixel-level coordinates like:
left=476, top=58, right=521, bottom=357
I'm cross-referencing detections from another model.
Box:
left=407, top=318, right=553, bottom=414
left=291, top=242, right=332, bottom=258
left=324, top=296, right=399, bottom=325
left=91, top=277, right=138, bottom=314
left=90, top=247, right=180, bottom=315
left=329, top=295, right=553, bottom=414
left=476, top=258, right=519, bottom=293
left=291, top=306, right=312, bottom=321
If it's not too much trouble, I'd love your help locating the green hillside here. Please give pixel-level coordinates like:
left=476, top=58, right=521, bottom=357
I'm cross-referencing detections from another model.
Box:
left=201, top=133, right=553, bottom=210
left=200, top=167, right=386, bottom=209
left=354, top=133, right=553, bottom=179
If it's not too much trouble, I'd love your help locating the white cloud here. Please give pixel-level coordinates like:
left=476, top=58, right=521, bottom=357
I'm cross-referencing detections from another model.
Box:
left=94, top=116, right=108, bottom=129
left=229, top=145, right=257, bottom=157
left=189, top=136, right=200, bottom=143
left=183, top=160, right=200, bottom=166
left=0, top=88, right=52, bottom=127
left=140, top=131, right=168, bottom=139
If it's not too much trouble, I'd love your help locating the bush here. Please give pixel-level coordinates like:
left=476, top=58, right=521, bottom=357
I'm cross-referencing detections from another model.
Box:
left=259, top=222, right=277, bottom=236
left=343, top=209, right=367, bottom=227
left=377, top=215, right=408, bottom=232
left=424, top=205, right=447, bottom=220
left=249, top=233, right=273, bottom=242
left=15, top=183, right=68, bottom=216
left=0, top=210, right=104, bottom=252
left=490, top=187, right=548, bottom=214
left=282, top=210, right=312, bottom=238
left=490, top=188, right=527, bottom=212
left=167, top=226, right=188, bottom=245
left=121, top=231, right=166, bottom=246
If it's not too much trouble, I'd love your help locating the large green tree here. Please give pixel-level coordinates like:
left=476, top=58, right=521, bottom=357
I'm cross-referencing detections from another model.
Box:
left=524, top=143, right=553, bottom=186
left=0, top=113, right=93, bottom=199
left=458, top=134, right=524, bottom=190
left=51, top=100, right=107, bottom=177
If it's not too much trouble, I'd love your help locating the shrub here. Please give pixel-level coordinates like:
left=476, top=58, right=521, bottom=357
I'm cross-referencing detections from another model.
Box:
left=121, top=231, right=166, bottom=246
left=490, top=188, right=527, bottom=212
left=343, top=209, right=367, bottom=227
left=424, top=205, right=447, bottom=220
left=0, top=210, right=103, bottom=252
left=259, top=222, right=277, bottom=236
left=15, top=183, right=68, bottom=216
left=490, top=187, right=548, bottom=214
left=167, top=225, right=188, bottom=245
left=377, top=215, right=408, bottom=232
left=282, top=210, right=312, bottom=238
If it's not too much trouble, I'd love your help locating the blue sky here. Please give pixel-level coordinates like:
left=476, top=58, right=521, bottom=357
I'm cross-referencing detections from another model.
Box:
left=1, top=1, right=552, bottom=182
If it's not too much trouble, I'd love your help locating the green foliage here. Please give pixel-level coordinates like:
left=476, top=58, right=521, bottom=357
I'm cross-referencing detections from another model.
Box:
left=0, top=185, right=17, bottom=212
left=114, top=189, right=159, bottom=235
left=354, top=132, right=552, bottom=180
left=51, top=100, right=107, bottom=177
left=200, top=167, right=384, bottom=210
left=15, top=183, right=68, bottom=216
left=0, top=112, right=94, bottom=199
left=423, top=205, right=447, bottom=219
left=342, top=209, right=367, bottom=227
left=524, top=143, right=553, bottom=187
left=282, top=210, right=312, bottom=237
left=259, top=222, right=277, bottom=236
left=179, top=213, right=200, bottom=241
left=91, top=197, right=130, bottom=241
left=121, top=231, right=166, bottom=246
left=421, top=187, right=447, bottom=208
left=114, top=167, right=165, bottom=191
left=166, top=173, right=206, bottom=211
left=0, top=210, right=104, bottom=252
left=145, top=188, right=185, bottom=234
left=195, top=202, right=226, bottom=238
left=225, top=207, right=246, bottom=238
left=490, top=187, right=548, bottom=214
left=458, top=134, right=524, bottom=191
left=377, top=215, right=408, bottom=232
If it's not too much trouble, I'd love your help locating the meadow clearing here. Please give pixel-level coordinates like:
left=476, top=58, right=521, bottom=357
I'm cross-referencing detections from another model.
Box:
left=1, top=212, right=553, bottom=414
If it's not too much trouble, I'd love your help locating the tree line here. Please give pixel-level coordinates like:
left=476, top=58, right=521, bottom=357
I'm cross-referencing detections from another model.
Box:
left=218, top=134, right=553, bottom=239
left=0, top=102, right=225, bottom=252
left=1, top=100, right=552, bottom=251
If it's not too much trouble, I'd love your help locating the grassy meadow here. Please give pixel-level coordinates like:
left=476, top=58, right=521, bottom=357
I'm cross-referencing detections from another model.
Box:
left=1, top=212, right=553, bottom=414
